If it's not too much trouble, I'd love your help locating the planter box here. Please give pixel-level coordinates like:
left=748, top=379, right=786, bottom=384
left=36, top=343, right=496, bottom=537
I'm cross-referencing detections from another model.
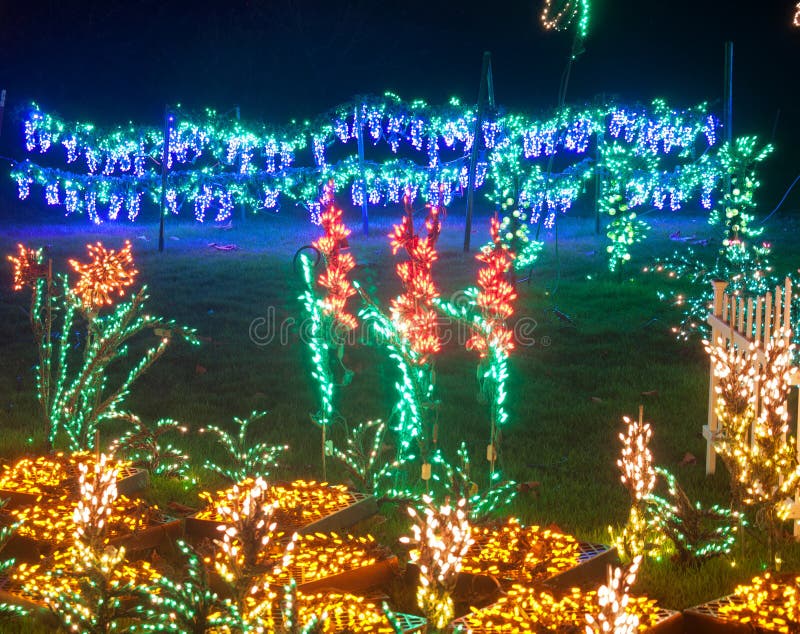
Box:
left=0, top=465, right=148, bottom=509
left=543, top=542, right=618, bottom=590
left=293, top=555, right=399, bottom=594
left=186, top=486, right=377, bottom=540
left=450, top=597, right=682, bottom=633
left=683, top=594, right=787, bottom=634
left=2, top=515, right=181, bottom=563
left=458, top=540, right=617, bottom=594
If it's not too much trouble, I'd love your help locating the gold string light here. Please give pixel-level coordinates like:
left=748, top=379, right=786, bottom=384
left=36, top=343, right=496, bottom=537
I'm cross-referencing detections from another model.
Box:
left=456, top=580, right=662, bottom=632
left=717, top=572, right=800, bottom=632
left=460, top=518, right=581, bottom=583
left=197, top=479, right=355, bottom=530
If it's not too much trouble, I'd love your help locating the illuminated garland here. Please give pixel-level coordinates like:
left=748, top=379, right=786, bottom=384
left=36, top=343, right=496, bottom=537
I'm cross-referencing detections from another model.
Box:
left=13, top=95, right=721, bottom=234
left=795, top=2, right=800, bottom=27
left=199, top=410, right=288, bottom=482
left=400, top=495, right=472, bottom=629
left=541, top=0, right=591, bottom=39
left=605, top=194, right=649, bottom=273
left=108, top=413, right=190, bottom=478
left=141, top=539, right=242, bottom=633
left=494, top=198, right=543, bottom=272
left=8, top=242, right=198, bottom=450
left=647, top=137, right=776, bottom=340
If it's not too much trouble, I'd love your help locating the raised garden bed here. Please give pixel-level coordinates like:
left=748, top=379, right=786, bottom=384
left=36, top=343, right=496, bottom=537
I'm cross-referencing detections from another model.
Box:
left=205, top=531, right=399, bottom=597
left=683, top=572, right=800, bottom=634
left=457, top=519, right=617, bottom=591
left=186, top=479, right=377, bottom=539
left=269, top=591, right=427, bottom=633
left=450, top=583, right=682, bottom=633
left=1, top=496, right=178, bottom=561
left=0, top=547, right=162, bottom=621
left=0, top=452, right=147, bottom=508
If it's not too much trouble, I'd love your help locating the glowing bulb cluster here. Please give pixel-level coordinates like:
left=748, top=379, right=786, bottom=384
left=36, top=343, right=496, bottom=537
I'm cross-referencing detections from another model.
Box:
left=717, top=572, right=800, bottom=631
left=312, top=197, right=358, bottom=331
left=466, top=215, right=518, bottom=358
left=706, top=332, right=800, bottom=513
left=389, top=200, right=442, bottom=361
left=585, top=556, right=643, bottom=634
left=7, top=244, right=46, bottom=291
left=400, top=495, right=473, bottom=629
left=460, top=518, right=581, bottom=583
left=456, top=577, right=663, bottom=632
left=68, top=240, right=137, bottom=310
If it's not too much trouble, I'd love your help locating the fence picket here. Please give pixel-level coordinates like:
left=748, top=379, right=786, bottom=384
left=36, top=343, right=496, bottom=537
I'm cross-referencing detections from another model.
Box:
left=705, top=278, right=799, bottom=537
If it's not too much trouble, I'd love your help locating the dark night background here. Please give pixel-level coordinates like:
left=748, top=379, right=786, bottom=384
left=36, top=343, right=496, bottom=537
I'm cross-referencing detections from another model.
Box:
left=0, top=0, right=799, bottom=214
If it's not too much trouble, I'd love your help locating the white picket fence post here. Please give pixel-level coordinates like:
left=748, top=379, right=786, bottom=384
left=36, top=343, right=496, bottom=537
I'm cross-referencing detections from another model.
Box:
left=704, top=277, right=800, bottom=536
left=704, top=280, right=729, bottom=476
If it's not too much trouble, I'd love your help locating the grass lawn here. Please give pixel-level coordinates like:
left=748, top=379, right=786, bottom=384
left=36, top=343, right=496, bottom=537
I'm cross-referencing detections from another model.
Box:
left=1, top=204, right=800, bottom=621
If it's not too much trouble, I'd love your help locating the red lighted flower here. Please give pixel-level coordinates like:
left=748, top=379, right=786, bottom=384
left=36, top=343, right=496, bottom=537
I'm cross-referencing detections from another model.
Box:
left=389, top=199, right=442, bottom=360
left=69, top=241, right=138, bottom=310
left=467, top=215, right=518, bottom=358
left=312, top=200, right=358, bottom=331
left=7, top=244, right=46, bottom=291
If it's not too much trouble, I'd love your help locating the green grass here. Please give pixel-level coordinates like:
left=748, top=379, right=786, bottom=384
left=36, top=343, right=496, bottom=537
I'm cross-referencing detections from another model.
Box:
left=1, top=208, right=800, bottom=620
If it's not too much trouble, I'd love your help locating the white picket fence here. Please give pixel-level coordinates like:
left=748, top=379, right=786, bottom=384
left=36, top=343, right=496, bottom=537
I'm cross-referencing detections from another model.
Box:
left=704, top=277, right=800, bottom=535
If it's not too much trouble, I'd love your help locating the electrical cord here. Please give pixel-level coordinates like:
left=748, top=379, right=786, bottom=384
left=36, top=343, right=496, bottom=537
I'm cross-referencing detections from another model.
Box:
left=759, top=172, right=800, bottom=224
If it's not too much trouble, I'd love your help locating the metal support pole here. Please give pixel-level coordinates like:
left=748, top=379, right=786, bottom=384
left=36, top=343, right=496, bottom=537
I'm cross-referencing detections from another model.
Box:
left=356, top=106, right=369, bottom=236
left=158, top=107, right=172, bottom=253
left=464, top=51, right=493, bottom=253
left=723, top=41, right=734, bottom=198
left=235, top=105, right=246, bottom=223
left=594, top=130, right=604, bottom=234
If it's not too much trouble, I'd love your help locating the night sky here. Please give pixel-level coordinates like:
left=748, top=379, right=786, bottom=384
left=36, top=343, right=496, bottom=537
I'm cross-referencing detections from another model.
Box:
left=1, top=0, right=799, bottom=206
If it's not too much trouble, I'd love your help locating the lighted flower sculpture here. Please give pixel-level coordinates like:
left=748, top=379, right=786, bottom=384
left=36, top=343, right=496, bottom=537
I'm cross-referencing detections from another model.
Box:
left=301, top=195, right=522, bottom=511
left=8, top=241, right=197, bottom=450
left=299, top=191, right=360, bottom=479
